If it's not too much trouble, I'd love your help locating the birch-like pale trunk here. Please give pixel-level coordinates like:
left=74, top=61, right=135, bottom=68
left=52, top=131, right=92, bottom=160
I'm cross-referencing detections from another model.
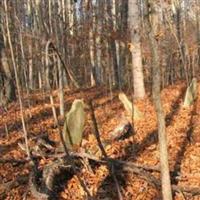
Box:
left=89, top=29, right=96, bottom=86
left=128, top=0, right=145, bottom=99
left=86, top=0, right=96, bottom=87
left=58, top=57, right=65, bottom=117
left=28, top=43, right=34, bottom=90
left=119, top=0, right=128, bottom=87
left=107, top=0, right=120, bottom=88
left=95, top=0, right=103, bottom=85
left=66, top=0, right=73, bottom=35
left=48, top=0, right=53, bottom=34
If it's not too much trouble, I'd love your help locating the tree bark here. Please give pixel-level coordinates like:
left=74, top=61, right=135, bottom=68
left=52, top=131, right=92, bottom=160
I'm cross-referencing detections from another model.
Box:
left=196, top=0, right=200, bottom=65
left=107, top=0, right=120, bottom=88
left=0, top=49, right=16, bottom=105
left=58, top=57, right=64, bottom=117
left=128, top=0, right=145, bottom=99
left=4, top=0, right=31, bottom=158
left=145, top=1, right=173, bottom=200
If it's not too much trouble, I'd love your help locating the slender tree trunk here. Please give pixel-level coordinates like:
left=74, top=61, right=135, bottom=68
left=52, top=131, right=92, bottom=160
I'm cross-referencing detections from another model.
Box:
left=67, top=0, right=73, bottom=36
left=4, top=0, right=31, bottom=158
left=128, top=0, right=145, bottom=98
left=171, top=0, right=188, bottom=83
left=88, top=1, right=96, bottom=87
left=89, top=29, right=96, bottom=87
left=145, top=1, right=172, bottom=200
left=58, top=57, right=65, bottom=117
left=28, top=43, right=33, bottom=90
left=0, top=11, right=15, bottom=105
left=107, top=0, right=120, bottom=88
left=0, top=50, right=16, bottom=105
left=48, top=0, right=53, bottom=34
left=95, top=1, right=102, bottom=85
left=119, top=0, right=128, bottom=87
left=196, top=0, right=200, bottom=65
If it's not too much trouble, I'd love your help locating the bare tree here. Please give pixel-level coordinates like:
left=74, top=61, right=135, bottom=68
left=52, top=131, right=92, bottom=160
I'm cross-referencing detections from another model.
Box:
left=0, top=16, right=16, bottom=106
left=128, top=0, right=145, bottom=98
left=145, top=1, right=173, bottom=199
left=4, top=0, right=31, bottom=158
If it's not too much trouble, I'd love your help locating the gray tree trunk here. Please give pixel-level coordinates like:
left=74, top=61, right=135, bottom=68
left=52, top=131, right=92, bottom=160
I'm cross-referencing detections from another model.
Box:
left=145, top=1, right=173, bottom=200
left=107, top=0, right=120, bottom=88
left=58, top=57, right=65, bottom=117
left=0, top=49, right=16, bottom=105
left=128, top=0, right=145, bottom=99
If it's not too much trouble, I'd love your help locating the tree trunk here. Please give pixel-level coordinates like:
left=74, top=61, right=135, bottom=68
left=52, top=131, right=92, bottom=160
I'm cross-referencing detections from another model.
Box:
left=4, top=0, right=31, bottom=158
left=58, top=57, right=64, bottom=117
left=28, top=43, right=34, bottom=90
left=119, top=0, right=128, bottom=87
left=145, top=1, right=173, bottom=200
left=196, top=0, right=200, bottom=65
left=107, top=0, right=120, bottom=89
left=172, top=0, right=187, bottom=83
left=88, top=1, right=97, bottom=87
left=95, top=0, right=103, bottom=85
left=128, top=0, right=145, bottom=99
left=0, top=49, right=16, bottom=105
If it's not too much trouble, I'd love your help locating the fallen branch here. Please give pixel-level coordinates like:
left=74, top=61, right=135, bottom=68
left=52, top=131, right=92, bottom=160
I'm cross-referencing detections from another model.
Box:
left=172, top=185, right=200, bottom=196
left=2, top=151, right=200, bottom=197
left=70, top=152, right=200, bottom=196
left=70, top=152, right=160, bottom=172
left=0, top=158, right=27, bottom=164
left=89, top=100, right=123, bottom=200
left=0, top=175, right=28, bottom=199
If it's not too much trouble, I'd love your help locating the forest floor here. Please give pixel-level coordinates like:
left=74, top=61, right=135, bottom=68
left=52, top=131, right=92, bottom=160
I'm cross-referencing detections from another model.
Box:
left=1, top=82, right=200, bottom=200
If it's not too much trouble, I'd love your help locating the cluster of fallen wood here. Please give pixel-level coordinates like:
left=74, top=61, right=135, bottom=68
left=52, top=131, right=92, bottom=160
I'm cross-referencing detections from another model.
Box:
left=1, top=84, right=199, bottom=199
left=1, top=114, right=200, bottom=199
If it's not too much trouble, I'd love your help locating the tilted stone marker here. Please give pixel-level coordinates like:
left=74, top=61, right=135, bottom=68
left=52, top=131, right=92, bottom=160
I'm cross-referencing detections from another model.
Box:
left=183, top=78, right=198, bottom=107
left=118, top=93, right=143, bottom=120
left=63, top=99, right=85, bottom=149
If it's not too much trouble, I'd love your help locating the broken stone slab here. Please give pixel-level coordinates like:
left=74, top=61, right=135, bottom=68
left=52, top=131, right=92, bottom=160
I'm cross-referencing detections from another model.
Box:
left=118, top=92, right=143, bottom=120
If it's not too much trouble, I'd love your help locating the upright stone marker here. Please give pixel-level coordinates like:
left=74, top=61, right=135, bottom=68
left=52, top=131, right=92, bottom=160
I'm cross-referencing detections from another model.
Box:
left=119, top=93, right=143, bottom=120
left=183, top=78, right=198, bottom=107
left=63, top=99, right=85, bottom=149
